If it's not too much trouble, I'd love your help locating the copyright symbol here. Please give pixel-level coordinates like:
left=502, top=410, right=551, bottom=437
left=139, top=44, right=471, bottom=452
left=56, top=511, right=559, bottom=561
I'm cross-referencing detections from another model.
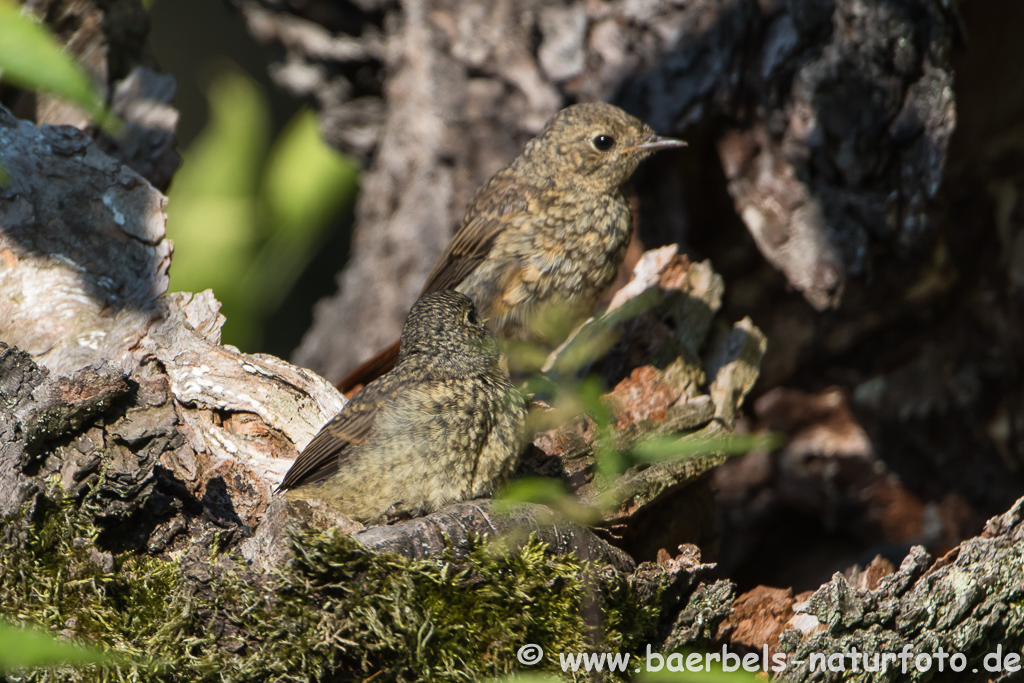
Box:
left=517, top=644, right=544, bottom=666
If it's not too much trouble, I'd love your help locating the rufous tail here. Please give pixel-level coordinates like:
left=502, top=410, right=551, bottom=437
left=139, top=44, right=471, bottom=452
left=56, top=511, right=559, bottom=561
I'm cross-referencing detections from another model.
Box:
left=336, top=339, right=401, bottom=396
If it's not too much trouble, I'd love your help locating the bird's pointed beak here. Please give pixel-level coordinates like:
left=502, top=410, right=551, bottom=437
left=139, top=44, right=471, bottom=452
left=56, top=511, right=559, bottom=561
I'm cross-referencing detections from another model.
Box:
left=631, top=135, right=688, bottom=152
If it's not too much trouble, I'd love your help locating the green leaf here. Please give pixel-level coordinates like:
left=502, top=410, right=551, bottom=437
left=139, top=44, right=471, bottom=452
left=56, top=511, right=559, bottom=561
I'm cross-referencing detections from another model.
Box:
left=576, top=375, right=612, bottom=425
left=545, top=288, right=660, bottom=375
left=0, top=620, right=110, bottom=672
left=0, top=3, right=118, bottom=132
left=494, top=478, right=602, bottom=525
left=632, top=432, right=783, bottom=463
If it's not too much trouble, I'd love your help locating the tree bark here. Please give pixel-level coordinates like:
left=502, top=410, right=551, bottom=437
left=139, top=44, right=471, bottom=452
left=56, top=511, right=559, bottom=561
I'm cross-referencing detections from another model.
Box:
left=4, top=91, right=1023, bottom=677
left=0, top=103, right=341, bottom=546
left=712, top=499, right=1024, bottom=682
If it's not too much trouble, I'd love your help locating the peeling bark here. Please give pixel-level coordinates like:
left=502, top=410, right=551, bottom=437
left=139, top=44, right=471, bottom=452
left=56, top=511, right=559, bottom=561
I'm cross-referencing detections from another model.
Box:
left=710, top=500, right=1024, bottom=682
left=0, top=105, right=340, bottom=552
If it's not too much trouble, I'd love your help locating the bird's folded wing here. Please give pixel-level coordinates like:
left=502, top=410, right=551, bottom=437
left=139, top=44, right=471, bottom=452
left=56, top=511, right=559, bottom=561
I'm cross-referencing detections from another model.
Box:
left=277, top=378, right=393, bottom=491
left=420, top=180, right=534, bottom=295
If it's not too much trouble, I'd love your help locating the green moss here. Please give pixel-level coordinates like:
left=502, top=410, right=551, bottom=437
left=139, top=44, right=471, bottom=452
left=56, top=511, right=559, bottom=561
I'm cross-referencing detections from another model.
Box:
left=1, top=496, right=175, bottom=675
left=0, top=495, right=666, bottom=682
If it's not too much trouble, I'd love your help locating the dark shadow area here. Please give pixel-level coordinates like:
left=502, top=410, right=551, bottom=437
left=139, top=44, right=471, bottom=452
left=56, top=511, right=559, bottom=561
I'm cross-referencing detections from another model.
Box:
left=200, top=476, right=248, bottom=530
left=262, top=204, right=357, bottom=359
left=613, top=479, right=717, bottom=562
left=148, top=0, right=299, bottom=148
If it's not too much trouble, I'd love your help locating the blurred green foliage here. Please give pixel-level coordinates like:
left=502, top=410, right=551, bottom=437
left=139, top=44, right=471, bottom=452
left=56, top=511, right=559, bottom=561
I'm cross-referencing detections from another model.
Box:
left=166, top=66, right=359, bottom=350
left=631, top=432, right=782, bottom=463
left=0, top=2, right=119, bottom=183
left=0, top=3, right=118, bottom=132
left=494, top=478, right=603, bottom=525
left=0, top=621, right=111, bottom=674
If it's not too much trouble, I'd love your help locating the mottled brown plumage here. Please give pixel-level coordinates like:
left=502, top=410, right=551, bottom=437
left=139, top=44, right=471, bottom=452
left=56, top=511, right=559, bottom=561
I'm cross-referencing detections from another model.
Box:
left=340, top=102, right=686, bottom=393
left=279, top=291, right=527, bottom=523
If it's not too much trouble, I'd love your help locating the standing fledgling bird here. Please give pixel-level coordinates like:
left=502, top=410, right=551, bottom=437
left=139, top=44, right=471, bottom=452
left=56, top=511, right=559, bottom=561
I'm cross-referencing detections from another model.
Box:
left=279, top=291, right=527, bottom=523
left=340, top=101, right=686, bottom=393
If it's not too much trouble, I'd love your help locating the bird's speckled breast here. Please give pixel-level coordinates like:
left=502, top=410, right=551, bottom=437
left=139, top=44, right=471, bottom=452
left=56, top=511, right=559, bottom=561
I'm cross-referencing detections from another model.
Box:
left=458, top=190, right=633, bottom=341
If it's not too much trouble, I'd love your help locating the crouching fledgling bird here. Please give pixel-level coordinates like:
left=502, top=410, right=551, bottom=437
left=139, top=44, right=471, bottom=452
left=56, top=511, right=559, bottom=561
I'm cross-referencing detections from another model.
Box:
left=278, top=291, right=527, bottom=523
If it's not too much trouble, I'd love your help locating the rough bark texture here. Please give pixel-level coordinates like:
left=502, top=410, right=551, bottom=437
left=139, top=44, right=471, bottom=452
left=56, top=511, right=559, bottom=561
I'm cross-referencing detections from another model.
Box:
left=713, top=499, right=1024, bottom=682
left=243, top=497, right=638, bottom=575
left=0, top=90, right=758, bottom=683
left=5, top=93, right=1024, bottom=676
left=0, top=104, right=342, bottom=549
left=235, top=4, right=1024, bottom=607
left=227, top=0, right=1024, bottom=676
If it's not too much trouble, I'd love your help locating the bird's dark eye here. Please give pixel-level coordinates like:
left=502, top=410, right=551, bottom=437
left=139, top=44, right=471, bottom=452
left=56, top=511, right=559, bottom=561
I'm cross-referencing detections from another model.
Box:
left=464, top=307, right=479, bottom=325
left=592, top=134, right=616, bottom=151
